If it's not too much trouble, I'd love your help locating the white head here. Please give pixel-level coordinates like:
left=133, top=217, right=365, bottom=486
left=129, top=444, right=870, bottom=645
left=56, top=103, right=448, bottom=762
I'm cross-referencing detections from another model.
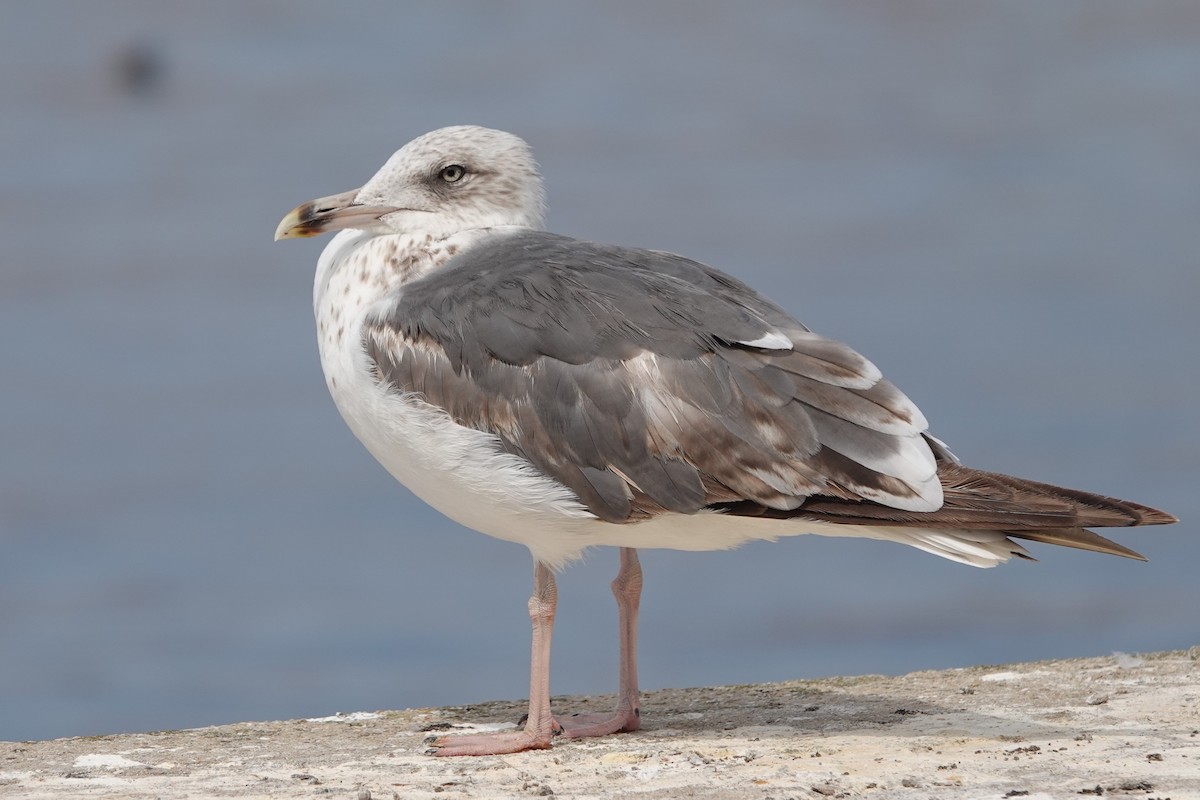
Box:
left=276, top=125, right=546, bottom=242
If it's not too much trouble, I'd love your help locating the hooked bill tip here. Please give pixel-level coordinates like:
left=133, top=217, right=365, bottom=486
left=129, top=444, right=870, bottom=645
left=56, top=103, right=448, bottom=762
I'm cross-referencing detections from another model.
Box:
left=274, top=203, right=320, bottom=241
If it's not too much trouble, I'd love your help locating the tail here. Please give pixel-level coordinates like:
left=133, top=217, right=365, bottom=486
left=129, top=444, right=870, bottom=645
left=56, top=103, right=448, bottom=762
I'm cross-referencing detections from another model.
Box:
left=722, top=442, right=1176, bottom=566
left=956, top=465, right=1175, bottom=560
left=792, top=460, right=1175, bottom=563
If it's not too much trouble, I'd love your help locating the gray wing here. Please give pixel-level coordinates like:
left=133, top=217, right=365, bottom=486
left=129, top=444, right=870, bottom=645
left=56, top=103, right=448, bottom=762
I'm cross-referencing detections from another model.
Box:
left=363, top=230, right=940, bottom=523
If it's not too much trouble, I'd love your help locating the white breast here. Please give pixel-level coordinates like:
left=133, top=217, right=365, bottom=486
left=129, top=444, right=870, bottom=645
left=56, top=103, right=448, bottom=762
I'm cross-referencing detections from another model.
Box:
left=313, top=230, right=602, bottom=566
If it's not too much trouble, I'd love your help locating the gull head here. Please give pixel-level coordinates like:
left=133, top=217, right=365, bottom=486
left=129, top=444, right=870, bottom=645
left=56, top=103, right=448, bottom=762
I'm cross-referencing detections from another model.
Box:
left=275, top=125, right=546, bottom=242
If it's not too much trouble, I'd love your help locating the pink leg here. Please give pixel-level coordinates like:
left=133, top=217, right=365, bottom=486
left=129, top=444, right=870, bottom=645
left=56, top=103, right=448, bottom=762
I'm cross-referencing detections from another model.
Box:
left=432, top=561, right=559, bottom=756
left=432, top=550, right=643, bottom=755
left=556, top=547, right=642, bottom=738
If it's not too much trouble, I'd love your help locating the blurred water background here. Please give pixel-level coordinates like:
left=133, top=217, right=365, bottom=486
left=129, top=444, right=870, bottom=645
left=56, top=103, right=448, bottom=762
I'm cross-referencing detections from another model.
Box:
left=1, top=2, right=1196, bottom=742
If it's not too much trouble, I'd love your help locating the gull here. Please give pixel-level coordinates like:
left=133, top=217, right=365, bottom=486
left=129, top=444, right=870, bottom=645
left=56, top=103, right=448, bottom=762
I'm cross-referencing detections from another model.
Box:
left=275, top=125, right=1176, bottom=756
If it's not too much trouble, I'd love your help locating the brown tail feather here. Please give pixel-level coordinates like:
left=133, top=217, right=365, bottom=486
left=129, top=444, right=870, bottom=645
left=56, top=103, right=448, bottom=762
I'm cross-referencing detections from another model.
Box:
left=1005, top=528, right=1148, bottom=561
left=721, top=462, right=1176, bottom=561
left=791, top=463, right=1176, bottom=529
left=939, top=463, right=1178, bottom=529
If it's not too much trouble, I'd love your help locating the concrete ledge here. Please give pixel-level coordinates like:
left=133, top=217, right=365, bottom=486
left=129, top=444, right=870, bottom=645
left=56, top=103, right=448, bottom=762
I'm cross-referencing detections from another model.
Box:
left=3, top=649, right=1197, bottom=799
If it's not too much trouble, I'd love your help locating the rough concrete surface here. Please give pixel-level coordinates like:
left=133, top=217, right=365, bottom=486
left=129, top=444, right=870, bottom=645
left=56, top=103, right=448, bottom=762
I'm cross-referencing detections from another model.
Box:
left=2, top=650, right=1197, bottom=799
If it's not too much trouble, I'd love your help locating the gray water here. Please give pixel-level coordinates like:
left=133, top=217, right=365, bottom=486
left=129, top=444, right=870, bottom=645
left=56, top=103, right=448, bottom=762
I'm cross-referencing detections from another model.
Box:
left=1, top=2, right=1197, bottom=743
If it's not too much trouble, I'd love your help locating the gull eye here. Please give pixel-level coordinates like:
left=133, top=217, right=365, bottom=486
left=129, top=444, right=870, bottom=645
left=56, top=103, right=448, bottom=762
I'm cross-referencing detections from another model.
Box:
left=438, top=164, right=467, bottom=184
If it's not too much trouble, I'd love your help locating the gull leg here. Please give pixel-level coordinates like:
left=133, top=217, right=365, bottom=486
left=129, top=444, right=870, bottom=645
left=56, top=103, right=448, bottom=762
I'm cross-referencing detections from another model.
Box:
left=432, top=561, right=559, bottom=756
left=556, top=547, right=642, bottom=738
